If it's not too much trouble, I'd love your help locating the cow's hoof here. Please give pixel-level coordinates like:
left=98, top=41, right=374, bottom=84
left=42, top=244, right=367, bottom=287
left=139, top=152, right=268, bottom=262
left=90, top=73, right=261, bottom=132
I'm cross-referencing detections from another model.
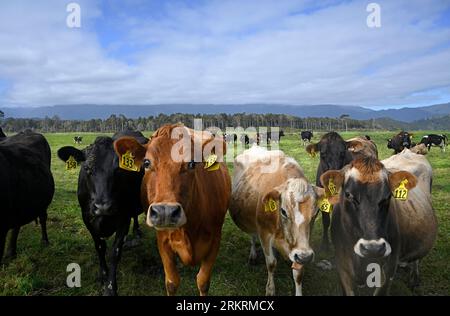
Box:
left=102, top=285, right=117, bottom=296
left=248, top=255, right=258, bottom=266
left=316, top=260, right=333, bottom=271
left=41, top=239, right=50, bottom=247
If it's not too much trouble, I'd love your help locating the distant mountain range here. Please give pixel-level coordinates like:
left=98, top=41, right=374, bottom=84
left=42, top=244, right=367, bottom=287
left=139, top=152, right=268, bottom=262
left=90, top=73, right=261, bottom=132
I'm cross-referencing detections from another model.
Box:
left=2, top=102, right=450, bottom=122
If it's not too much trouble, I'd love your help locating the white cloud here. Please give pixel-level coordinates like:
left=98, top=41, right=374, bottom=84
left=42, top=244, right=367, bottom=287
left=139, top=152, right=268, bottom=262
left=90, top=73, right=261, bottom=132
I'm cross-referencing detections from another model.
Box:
left=0, top=0, right=449, bottom=108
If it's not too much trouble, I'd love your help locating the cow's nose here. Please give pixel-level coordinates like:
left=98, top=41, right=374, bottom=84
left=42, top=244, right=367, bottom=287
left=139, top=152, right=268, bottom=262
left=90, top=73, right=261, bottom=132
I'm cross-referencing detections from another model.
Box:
left=294, top=252, right=314, bottom=265
left=149, top=204, right=184, bottom=227
left=93, top=201, right=113, bottom=215
left=360, top=241, right=386, bottom=258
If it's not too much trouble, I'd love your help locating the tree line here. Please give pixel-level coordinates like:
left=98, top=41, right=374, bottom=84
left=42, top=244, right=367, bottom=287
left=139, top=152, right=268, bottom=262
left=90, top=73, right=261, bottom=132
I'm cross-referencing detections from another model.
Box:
left=0, top=112, right=388, bottom=133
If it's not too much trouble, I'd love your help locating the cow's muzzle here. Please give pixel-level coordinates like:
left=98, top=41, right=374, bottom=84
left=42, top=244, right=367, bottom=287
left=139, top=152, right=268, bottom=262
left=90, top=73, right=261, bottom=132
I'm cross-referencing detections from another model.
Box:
left=147, top=203, right=187, bottom=229
left=289, top=249, right=314, bottom=267
left=354, top=238, right=391, bottom=258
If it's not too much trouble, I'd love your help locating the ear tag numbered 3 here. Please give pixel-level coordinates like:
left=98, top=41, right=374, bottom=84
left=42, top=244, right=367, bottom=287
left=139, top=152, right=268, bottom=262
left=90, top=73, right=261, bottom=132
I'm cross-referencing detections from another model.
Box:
left=264, top=198, right=278, bottom=212
left=119, top=151, right=140, bottom=172
left=66, top=155, right=77, bottom=171
left=204, top=154, right=220, bottom=171
left=317, top=197, right=333, bottom=213
left=328, top=178, right=338, bottom=196
left=393, top=179, right=409, bottom=201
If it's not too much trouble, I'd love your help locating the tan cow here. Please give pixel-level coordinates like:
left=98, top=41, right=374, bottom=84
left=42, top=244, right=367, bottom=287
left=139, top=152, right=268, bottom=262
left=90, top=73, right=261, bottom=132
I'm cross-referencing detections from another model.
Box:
left=114, top=124, right=231, bottom=296
left=346, top=137, right=378, bottom=159
left=230, top=146, right=325, bottom=296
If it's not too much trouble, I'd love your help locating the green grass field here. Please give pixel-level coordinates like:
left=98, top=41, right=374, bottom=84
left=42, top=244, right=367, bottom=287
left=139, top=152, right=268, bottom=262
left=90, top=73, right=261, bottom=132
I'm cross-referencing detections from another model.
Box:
left=0, top=130, right=449, bottom=296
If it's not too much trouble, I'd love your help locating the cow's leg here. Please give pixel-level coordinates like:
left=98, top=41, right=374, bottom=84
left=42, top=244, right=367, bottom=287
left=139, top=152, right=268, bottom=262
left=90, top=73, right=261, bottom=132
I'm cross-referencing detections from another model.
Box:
left=292, top=267, right=304, bottom=296
left=320, top=212, right=331, bottom=252
left=408, top=260, right=421, bottom=290
left=0, top=230, right=7, bottom=264
left=5, top=227, right=20, bottom=258
left=248, top=234, right=258, bottom=265
left=260, top=234, right=277, bottom=296
left=196, top=237, right=221, bottom=296
left=374, top=261, right=396, bottom=296
left=39, top=212, right=49, bottom=246
left=104, top=221, right=129, bottom=296
left=158, top=235, right=180, bottom=296
left=336, top=258, right=355, bottom=296
left=132, top=214, right=143, bottom=238
left=90, top=233, right=108, bottom=288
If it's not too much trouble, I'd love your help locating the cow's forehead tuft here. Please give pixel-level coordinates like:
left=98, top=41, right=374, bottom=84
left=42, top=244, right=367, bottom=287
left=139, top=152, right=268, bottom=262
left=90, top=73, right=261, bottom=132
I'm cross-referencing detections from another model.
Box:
left=346, top=157, right=386, bottom=183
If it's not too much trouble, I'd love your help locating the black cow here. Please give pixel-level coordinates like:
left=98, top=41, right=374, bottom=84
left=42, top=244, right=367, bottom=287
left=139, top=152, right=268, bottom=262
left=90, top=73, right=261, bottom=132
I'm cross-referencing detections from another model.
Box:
left=300, top=131, right=313, bottom=146
left=306, top=132, right=353, bottom=252
left=57, top=130, right=148, bottom=296
left=0, top=130, right=54, bottom=264
left=387, top=131, right=412, bottom=154
left=73, top=136, right=83, bottom=144
left=419, top=134, right=448, bottom=152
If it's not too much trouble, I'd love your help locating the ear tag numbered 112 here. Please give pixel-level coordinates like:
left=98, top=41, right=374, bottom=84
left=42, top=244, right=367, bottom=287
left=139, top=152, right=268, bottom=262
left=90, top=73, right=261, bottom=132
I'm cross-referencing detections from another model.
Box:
left=204, top=154, right=220, bottom=171
left=393, top=179, right=409, bottom=201
left=66, top=155, right=77, bottom=171
left=119, top=151, right=140, bottom=172
left=264, top=198, right=278, bottom=213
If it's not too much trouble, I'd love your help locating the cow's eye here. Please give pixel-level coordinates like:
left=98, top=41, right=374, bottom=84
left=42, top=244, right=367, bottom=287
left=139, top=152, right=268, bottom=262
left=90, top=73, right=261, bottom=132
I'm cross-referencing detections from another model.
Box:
left=345, top=191, right=359, bottom=205
left=143, top=159, right=151, bottom=169
left=280, top=208, right=288, bottom=218
left=188, top=160, right=196, bottom=169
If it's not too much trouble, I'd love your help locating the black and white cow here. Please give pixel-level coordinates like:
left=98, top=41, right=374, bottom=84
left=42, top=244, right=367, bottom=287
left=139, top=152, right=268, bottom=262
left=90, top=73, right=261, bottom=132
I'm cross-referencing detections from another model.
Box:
left=74, top=136, right=83, bottom=144
left=57, top=130, right=148, bottom=296
left=0, top=130, right=54, bottom=264
left=387, top=131, right=413, bottom=154
left=300, top=131, right=313, bottom=146
left=419, top=134, right=447, bottom=152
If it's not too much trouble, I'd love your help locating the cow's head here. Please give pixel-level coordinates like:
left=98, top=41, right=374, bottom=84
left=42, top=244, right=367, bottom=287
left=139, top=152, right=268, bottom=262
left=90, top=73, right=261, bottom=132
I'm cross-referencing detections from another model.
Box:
left=398, top=131, right=413, bottom=149
left=320, top=157, right=417, bottom=259
left=114, top=124, right=226, bottom=230
left=58, top=137, right=133, bottom=216
left=306, top=132, right=353, bottom=186
left=261, top=178, right=325, bottom=267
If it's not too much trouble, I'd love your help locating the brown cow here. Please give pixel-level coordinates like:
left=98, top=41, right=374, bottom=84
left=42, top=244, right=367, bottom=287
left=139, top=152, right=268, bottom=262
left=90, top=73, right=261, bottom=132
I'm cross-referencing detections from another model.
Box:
left=230, top=146, right=325, bottom=295
left=114, top=124, right=231, bottom=296
left=346, top=137, right=378, bottom=159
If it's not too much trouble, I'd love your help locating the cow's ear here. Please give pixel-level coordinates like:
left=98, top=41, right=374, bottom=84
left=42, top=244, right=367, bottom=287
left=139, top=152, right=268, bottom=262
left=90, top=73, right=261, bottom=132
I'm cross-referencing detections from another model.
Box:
left=312, top=186, right=325, bottom=199
left=388, top=171, right=417, bottom=192
left=320, top=170, right=344, bottom=204
left=306, top=143, right=318, bottom=157
left=57, top=146, right=85, bottom=162
left=203, top=136, right=227, bottom=161
left=114, top=137, right=146, bottom=165
left=346, top=140, right=363, bottom=153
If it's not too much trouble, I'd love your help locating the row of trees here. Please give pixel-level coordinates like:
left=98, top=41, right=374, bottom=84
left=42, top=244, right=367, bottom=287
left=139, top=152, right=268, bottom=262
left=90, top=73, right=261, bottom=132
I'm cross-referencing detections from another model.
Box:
left=0, top=112, right=379, bottom=133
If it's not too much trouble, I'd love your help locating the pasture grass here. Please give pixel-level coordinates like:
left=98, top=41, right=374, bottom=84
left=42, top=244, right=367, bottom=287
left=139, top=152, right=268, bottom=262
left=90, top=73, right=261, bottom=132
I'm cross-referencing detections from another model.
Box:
left=0, top=130, right=449, bottom=296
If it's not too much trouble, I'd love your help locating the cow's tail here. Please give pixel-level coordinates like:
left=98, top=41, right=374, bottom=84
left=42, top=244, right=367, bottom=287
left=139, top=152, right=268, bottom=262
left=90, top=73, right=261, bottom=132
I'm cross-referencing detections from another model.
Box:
left=443, top=134, right=448, bottom=146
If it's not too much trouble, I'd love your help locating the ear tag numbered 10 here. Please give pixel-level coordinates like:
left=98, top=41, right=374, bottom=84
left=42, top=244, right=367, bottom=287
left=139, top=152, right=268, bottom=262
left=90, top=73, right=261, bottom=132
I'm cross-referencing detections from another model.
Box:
left=264, top=198, right=278, bottom=213
left=393, top=179, right=409, bottom=201
left=204, top=154, right=220, bottom=171
left=119, top=151, right=140, bottom=172
left=328, top=178, right=338, bottom=196
left=317, top=197, right=333, bottom=213
left=66, top=155, right=77, bottom=171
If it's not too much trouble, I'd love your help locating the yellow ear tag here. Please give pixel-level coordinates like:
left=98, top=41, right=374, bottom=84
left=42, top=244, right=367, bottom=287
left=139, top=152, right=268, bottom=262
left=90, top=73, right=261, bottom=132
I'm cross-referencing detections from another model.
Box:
left=393, top=179, right=409, bottom=201
left=328, top=178, right=338, bottom=196
left=317, top=197, right=333, bottom=213
left=65, top=155, right=77, bottom=171
left=119, top=151, right=140, bottom=172
left=204, top=154, right=220, bottom=171
left=309, top=151, right=316, bottom=158
left=264, top=198, right=278, bottom=212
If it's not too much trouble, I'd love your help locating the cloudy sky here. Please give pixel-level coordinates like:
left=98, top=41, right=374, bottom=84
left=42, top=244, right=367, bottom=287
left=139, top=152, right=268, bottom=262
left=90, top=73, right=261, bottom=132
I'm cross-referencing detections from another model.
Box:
left=0, top=0, right=449, bottom=109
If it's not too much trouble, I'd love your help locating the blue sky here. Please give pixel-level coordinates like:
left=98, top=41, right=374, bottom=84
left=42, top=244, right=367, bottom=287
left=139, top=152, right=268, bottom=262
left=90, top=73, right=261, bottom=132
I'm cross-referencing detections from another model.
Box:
left=0, top=0, right=449, bottom=109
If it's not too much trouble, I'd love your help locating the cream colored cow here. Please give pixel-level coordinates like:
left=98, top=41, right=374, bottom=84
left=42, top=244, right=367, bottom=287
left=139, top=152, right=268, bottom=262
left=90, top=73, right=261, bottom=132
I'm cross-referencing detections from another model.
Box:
left=230, top=146, right=325, bottom=296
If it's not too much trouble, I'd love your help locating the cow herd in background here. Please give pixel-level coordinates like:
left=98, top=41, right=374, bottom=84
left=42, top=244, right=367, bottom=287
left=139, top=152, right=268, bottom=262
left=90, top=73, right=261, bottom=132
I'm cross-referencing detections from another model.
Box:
left=0, top=125, right=443, bottom=296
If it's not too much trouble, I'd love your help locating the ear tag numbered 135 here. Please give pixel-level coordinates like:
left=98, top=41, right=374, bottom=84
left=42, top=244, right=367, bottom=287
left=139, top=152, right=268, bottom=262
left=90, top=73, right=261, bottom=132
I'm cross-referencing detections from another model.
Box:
left=66, top=155, right=77, bottom=171
left=204, top=154, right=220, bottom=171
left=119, top=151, right=140, bottom=172
left=264, top=198, right=278, bottom=213
left=393, top=179, right=409, bottom=201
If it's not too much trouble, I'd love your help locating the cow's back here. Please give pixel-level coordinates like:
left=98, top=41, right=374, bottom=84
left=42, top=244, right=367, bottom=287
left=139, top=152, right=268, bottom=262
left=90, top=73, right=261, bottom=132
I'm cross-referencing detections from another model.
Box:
left=382, top=149, right=437, bottom=262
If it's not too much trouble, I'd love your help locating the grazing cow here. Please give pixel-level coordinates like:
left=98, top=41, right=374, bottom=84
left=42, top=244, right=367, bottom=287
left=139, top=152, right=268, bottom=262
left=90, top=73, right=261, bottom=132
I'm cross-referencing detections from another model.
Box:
left=57, top=130, right=148, bottom=296
left=230, top=146, right=325, bottom=295
left=114, top=124, right=231, bottom=296
left=321, top=151, right=436, bottom=295
left=419, top=134, right=448, bottom=152
left=0, top=130, right=54, bottom=264
left=0, top=127, right=6, bottom=139
left=305, top=132, right=353, bottom=251
left=300, top=131, right=313, bottom=146
left=387, top=131, right=413, bottom=154
left=73, top=136, right=83, bottom=144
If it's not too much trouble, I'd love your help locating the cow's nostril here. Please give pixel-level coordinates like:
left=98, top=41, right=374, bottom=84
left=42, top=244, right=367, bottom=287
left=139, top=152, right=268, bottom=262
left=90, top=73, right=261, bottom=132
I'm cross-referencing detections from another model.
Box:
left=171, top=205, right=181, bottom=219
left=150, top=206, right=159, bottom=220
